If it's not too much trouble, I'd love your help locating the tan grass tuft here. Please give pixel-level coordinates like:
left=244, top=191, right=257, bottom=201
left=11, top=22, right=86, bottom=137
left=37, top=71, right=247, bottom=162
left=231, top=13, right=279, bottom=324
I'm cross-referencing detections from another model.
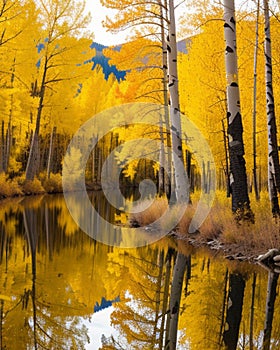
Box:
left=129, top=197, right=168, bottom=227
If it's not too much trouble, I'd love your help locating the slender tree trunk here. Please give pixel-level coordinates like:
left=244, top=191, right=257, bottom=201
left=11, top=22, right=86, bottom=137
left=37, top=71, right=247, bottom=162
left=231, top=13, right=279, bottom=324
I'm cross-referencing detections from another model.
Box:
left=249, top=273, right=257, bottom=350
left=158, top=0, right=166, bottom=196
left=4, top=94, right=13, bottom=173
left=159, top=112, right=166, bottom=196
left=4, top=123, right=10, bottom=173
left=223, top=0, right=253, bottom=221
left=223, top=273, right=246, bottom=350
left=97, top=144, right=102, bottom=184
left=184, top=255, right=191, bottom=296
left=160, top=249, right=172, bottom=349
left=160, top=0, right=172, bottom=198
left=252, top=0, right=260, bottom=201
left=23, top=207, right=38, bottom=350
left=26, top=59, right=47, bottom=181
left=44, top=204, right=53, bottom=261
left=0, top=121, right=4, bottom=173
left=0, top=300, right=3, bottom=350
left=167, top=0, right=188, bottom=203
left=263, top=0, right=280, bottom=216
left=26, top=132, right=40, bottom=180
left=263, top=271, right=279, bottom=350
left=166, top=252, right=187, bottom=350
left=152, top=250, right=164, bottom=346
left=219, top=269, right=229, bottom=348
left=222, top=120, right=231, bottom=197
left=47, top=126, right=56, bottom=179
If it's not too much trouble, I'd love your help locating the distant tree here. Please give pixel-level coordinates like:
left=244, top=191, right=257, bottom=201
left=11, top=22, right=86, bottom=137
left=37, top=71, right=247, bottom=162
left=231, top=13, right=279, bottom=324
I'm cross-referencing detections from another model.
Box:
left=25, top=0, right=91, bottom=180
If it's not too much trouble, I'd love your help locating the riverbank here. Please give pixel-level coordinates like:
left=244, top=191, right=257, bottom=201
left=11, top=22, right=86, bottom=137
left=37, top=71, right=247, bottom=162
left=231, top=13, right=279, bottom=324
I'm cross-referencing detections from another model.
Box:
left=0, top=173, right=103, bottom=199
left=129, top=191, right=280, bottom=267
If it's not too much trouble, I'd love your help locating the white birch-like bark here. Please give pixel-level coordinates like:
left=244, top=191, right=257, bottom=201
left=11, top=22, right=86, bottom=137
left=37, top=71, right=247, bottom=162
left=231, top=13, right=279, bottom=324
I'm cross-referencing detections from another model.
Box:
left=167, top=0, right=188, bottom=203
left=158, top=0, right=170, bottom=196
left=263, top=271, right=279, bottom=349
left=47, top=126, right=56, bottom=179
left=159, top=113, right=165, bottom=195
left=264, top=0, right=280, bottom=216
left=223, top=0, right=252, bottom=219
left=252, top=0, right=260, bottom=201
left=166, top=252, right=187, bottom=350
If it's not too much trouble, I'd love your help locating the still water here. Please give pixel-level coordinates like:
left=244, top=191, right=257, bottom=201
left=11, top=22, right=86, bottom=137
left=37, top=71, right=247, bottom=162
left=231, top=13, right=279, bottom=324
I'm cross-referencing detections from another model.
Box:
left=0, top=193, right=279, bottom=349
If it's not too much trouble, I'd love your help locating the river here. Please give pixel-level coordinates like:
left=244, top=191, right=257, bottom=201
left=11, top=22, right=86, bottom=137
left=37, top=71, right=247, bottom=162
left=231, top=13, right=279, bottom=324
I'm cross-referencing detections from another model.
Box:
left=0, top=194, right=279, bottom=349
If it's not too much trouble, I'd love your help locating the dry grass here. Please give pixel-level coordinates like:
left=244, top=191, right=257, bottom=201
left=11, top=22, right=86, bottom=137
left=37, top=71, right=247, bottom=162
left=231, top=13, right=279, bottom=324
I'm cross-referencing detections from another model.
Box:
left=129, top=197, right=168, bottom=227
left=128, top=190, right=280, bottom=256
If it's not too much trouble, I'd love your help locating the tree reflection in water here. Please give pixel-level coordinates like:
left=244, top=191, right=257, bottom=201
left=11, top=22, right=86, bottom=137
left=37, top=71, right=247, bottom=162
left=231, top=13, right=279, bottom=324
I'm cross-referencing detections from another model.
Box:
left=0, top=194, right=279, bottom=349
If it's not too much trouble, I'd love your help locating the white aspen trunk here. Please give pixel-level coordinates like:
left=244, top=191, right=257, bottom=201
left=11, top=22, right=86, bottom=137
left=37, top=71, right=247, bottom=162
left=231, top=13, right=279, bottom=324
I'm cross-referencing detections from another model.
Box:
left=252, top=0, right=260, bottom=201
left=223, top=0, right=253, bottom=220
left=160, top=250, right=172, bottom=349
left=152, top=251, right=164, bottom=345
left=97, top=145, right=102, bottom=184
left=158, top=0, right=166, bottom=196
left=159, top=113, right=165, bottom=195
left=264, top=0, right=280, bottom=216
left=167, top=0, right=188, bottom=203
left=4, top=94, right=14, bottom=173
left=161, top=0, right=172, bottom=198
left=249, top=273, right=257, bottom=349
left=25, top=131, right=40, bottom=181
left=92, top=136, right=97, bottom=182
left=47, top=126, right=56, bottom=179
left=263, top=271, right=279, bottom=349
left=166, top=252, right=187, bottom=350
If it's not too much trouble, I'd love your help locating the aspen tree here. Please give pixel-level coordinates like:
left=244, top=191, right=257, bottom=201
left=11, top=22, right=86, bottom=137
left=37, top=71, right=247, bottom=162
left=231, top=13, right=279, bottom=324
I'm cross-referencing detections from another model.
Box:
left=263, top=0, right=280, bottom=216
left=166, top=0, right=187, bottom=203
left=223, top=0, right=253, bottom=220
left=102, top=0, right=187, bottom=202
left=25, top=0, right=91, bottom=180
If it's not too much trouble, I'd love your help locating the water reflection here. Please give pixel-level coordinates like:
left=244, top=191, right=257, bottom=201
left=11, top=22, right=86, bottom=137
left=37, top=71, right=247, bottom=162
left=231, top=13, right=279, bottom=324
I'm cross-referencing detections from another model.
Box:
left=0, top=194, right=279, bottom=349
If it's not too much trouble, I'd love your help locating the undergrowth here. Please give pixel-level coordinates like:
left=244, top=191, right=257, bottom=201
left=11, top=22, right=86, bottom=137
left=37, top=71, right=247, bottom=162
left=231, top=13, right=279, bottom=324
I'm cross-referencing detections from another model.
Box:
left=129, top=190, right=280, bottom=255
left=0, top=173, right=63, bottom=198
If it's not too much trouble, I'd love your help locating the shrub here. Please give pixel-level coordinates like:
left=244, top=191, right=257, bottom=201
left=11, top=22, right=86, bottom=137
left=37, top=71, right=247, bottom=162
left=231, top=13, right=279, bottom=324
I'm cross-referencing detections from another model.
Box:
left=42, top=173, right=62, bottom=193
left=22, top=177, right=45, bottom=195
left=0, top=173, right=22, bottom=197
